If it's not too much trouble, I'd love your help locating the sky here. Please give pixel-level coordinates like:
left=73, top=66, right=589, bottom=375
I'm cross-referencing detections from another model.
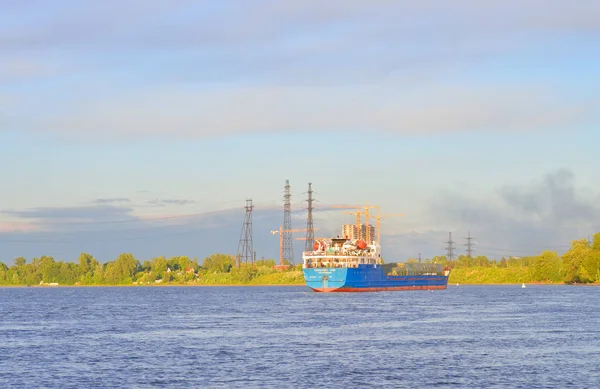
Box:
left=1, top=0, right=599, bottom=265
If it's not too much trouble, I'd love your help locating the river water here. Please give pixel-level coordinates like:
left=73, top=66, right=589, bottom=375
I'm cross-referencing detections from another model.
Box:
left=0, top=285, right=598, bottom=388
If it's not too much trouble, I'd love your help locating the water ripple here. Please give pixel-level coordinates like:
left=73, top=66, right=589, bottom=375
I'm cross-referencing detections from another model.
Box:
left=1, top=285, right=599, bottom=388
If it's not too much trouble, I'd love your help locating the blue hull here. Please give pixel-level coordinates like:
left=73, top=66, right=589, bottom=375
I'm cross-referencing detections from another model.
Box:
left=303, top=264, right=449, bottom=292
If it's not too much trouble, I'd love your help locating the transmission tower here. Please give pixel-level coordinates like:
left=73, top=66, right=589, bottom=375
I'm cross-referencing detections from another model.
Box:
left=446, top=232, right=455, bottom=261
left=236, top=199, right=254, bottom=267
left=283, top=180, right=294, bottom=264
left=305, top=182, right=315, bottom=251
left=465, top=231, right=475, bottom=258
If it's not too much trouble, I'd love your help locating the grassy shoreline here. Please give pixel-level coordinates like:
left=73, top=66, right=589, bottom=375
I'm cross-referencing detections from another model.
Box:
left=4, top=282, right=599, bottom=288
left=0, top=283, right=307, bottom=288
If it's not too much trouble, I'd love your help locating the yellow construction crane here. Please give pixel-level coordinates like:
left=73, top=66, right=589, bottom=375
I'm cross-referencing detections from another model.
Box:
left=333, top=203, right=379, bottom=242
left=342, top=211, right=363, bottom=239
left=367, top=211, right=405, bottom=243
left=362, top=202, right=379, bottom=243
left=295, top=236, right=328, bottom=245
left=270, top=226, right=319, bottom=266
left=332, top=205, right=363, bottom=240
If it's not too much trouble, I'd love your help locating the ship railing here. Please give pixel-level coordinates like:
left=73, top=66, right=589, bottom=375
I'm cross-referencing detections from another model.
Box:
left=303, top=256, right=381, bottom=269
left=302, top=250, right=378, bottom=257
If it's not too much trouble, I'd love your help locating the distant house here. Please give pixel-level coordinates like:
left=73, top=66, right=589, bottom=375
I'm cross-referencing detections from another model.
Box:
left=39, top=281, right=59, bottom=286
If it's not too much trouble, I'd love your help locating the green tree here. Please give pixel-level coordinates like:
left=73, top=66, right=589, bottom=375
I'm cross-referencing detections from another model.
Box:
left=38, top=256, right=59, bottom=283
left=23, top=261, right=42, bottom=285
left=151, top=256, right=168, bottom=279
left=202, top=253, right=234, bottom=273
left=177, top=256, right=193, bottom=272
left=92, top=263, right=105, bottom=284
left=78, top=253, right=94, bottom=275
left=14, top=257, right=26, bottom=267
left=532, top=251, right=560, bottom=282
left=115, top=253, right=139, bottom=282
left=103, top=262, right=121, bottom=284
left=141, top=260, right=152, bottom=272
left=231, top=263, right=256, bottom=283
left=431, top=256, right=448, bottom=266
left=561, top=239, right=591, bottom=283
left=167, top=257, right=180, bottom=271
left=256, top=259, right=276, bottom=267
left=580, top=251, right=600, bottom=283
left=57, top=262, right=77, bottom=284
left=0, top=262, right=8, bottom=283
left=592, top=233, right=600, bottom=251
left=473, top=255, right=490, bottom=267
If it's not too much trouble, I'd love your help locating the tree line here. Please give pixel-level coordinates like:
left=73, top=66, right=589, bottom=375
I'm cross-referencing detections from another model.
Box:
left=416, top=232, right=600, bottom=284
left=0, top=252, right=298, bottom=286
left=1, top=233, right=598, bottom=286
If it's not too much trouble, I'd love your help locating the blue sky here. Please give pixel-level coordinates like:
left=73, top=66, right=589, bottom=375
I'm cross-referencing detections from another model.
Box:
left=1, top=0, right=599, bottom=264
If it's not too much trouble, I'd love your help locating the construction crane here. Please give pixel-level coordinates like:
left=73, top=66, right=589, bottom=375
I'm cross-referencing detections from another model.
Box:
left=295, top=236, right=328, bottom=244
left=332, top=205, right=364, bottom=240
left=366, top=211, right=405, bottom=243
left=333, top=203, right=379, bottom=242
left=342, top=211, right=363, bottom=239
left=271, top=226, right=319, bottom=266
left=362, top=202, right=379, bottom=243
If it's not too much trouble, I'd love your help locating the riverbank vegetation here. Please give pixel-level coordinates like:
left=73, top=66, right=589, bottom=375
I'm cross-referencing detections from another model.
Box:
left=0, top=233, right=598, bottom=286
left=438, top=233, right=600, bottom=284
left=0, top=252, right=303, bottom=286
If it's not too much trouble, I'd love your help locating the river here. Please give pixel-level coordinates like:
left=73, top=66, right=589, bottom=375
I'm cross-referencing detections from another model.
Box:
left=1, top=285, right=598, bottom=388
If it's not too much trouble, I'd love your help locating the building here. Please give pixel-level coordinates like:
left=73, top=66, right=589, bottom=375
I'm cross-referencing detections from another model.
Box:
left=342, top=224, right=358, bottom=240
left=341, top=224, right=376, bottom=241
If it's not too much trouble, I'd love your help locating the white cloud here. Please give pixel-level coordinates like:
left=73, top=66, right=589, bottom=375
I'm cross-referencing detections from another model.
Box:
left=0, top=222, right=41, bottom=233
left=3, top=1, right=598, bottom=139
left=39, top=81, right=592, bottom=139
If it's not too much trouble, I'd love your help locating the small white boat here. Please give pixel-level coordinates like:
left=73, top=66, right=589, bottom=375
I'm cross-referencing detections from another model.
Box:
left=522, top=283, right=526, bottom=288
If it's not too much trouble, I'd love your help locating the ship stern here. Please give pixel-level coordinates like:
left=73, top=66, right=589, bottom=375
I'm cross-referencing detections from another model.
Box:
left=302, top=267, right=348, bottom=292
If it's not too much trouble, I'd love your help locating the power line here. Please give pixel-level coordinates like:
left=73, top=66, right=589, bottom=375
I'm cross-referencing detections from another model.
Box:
left=446, top=232, right=455, bottom=260
left=476, top=244, right=571, bottom=252
left=236, top=199, right=254, bottom=267
left=283, top=180, right=293, bottom=265
left=305, top=182, right=315, bottom=252
left=465, top=231, right=475, bottom=258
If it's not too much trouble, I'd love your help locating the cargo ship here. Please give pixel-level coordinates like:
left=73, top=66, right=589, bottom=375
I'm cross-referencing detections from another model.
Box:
left=302, top=237, right=451, bottom=292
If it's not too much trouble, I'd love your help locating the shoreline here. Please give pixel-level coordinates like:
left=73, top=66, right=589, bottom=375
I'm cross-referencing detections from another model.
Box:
left=0, top=283, right=308, bottom=288
left=2, top=282, right=598, bottom=288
